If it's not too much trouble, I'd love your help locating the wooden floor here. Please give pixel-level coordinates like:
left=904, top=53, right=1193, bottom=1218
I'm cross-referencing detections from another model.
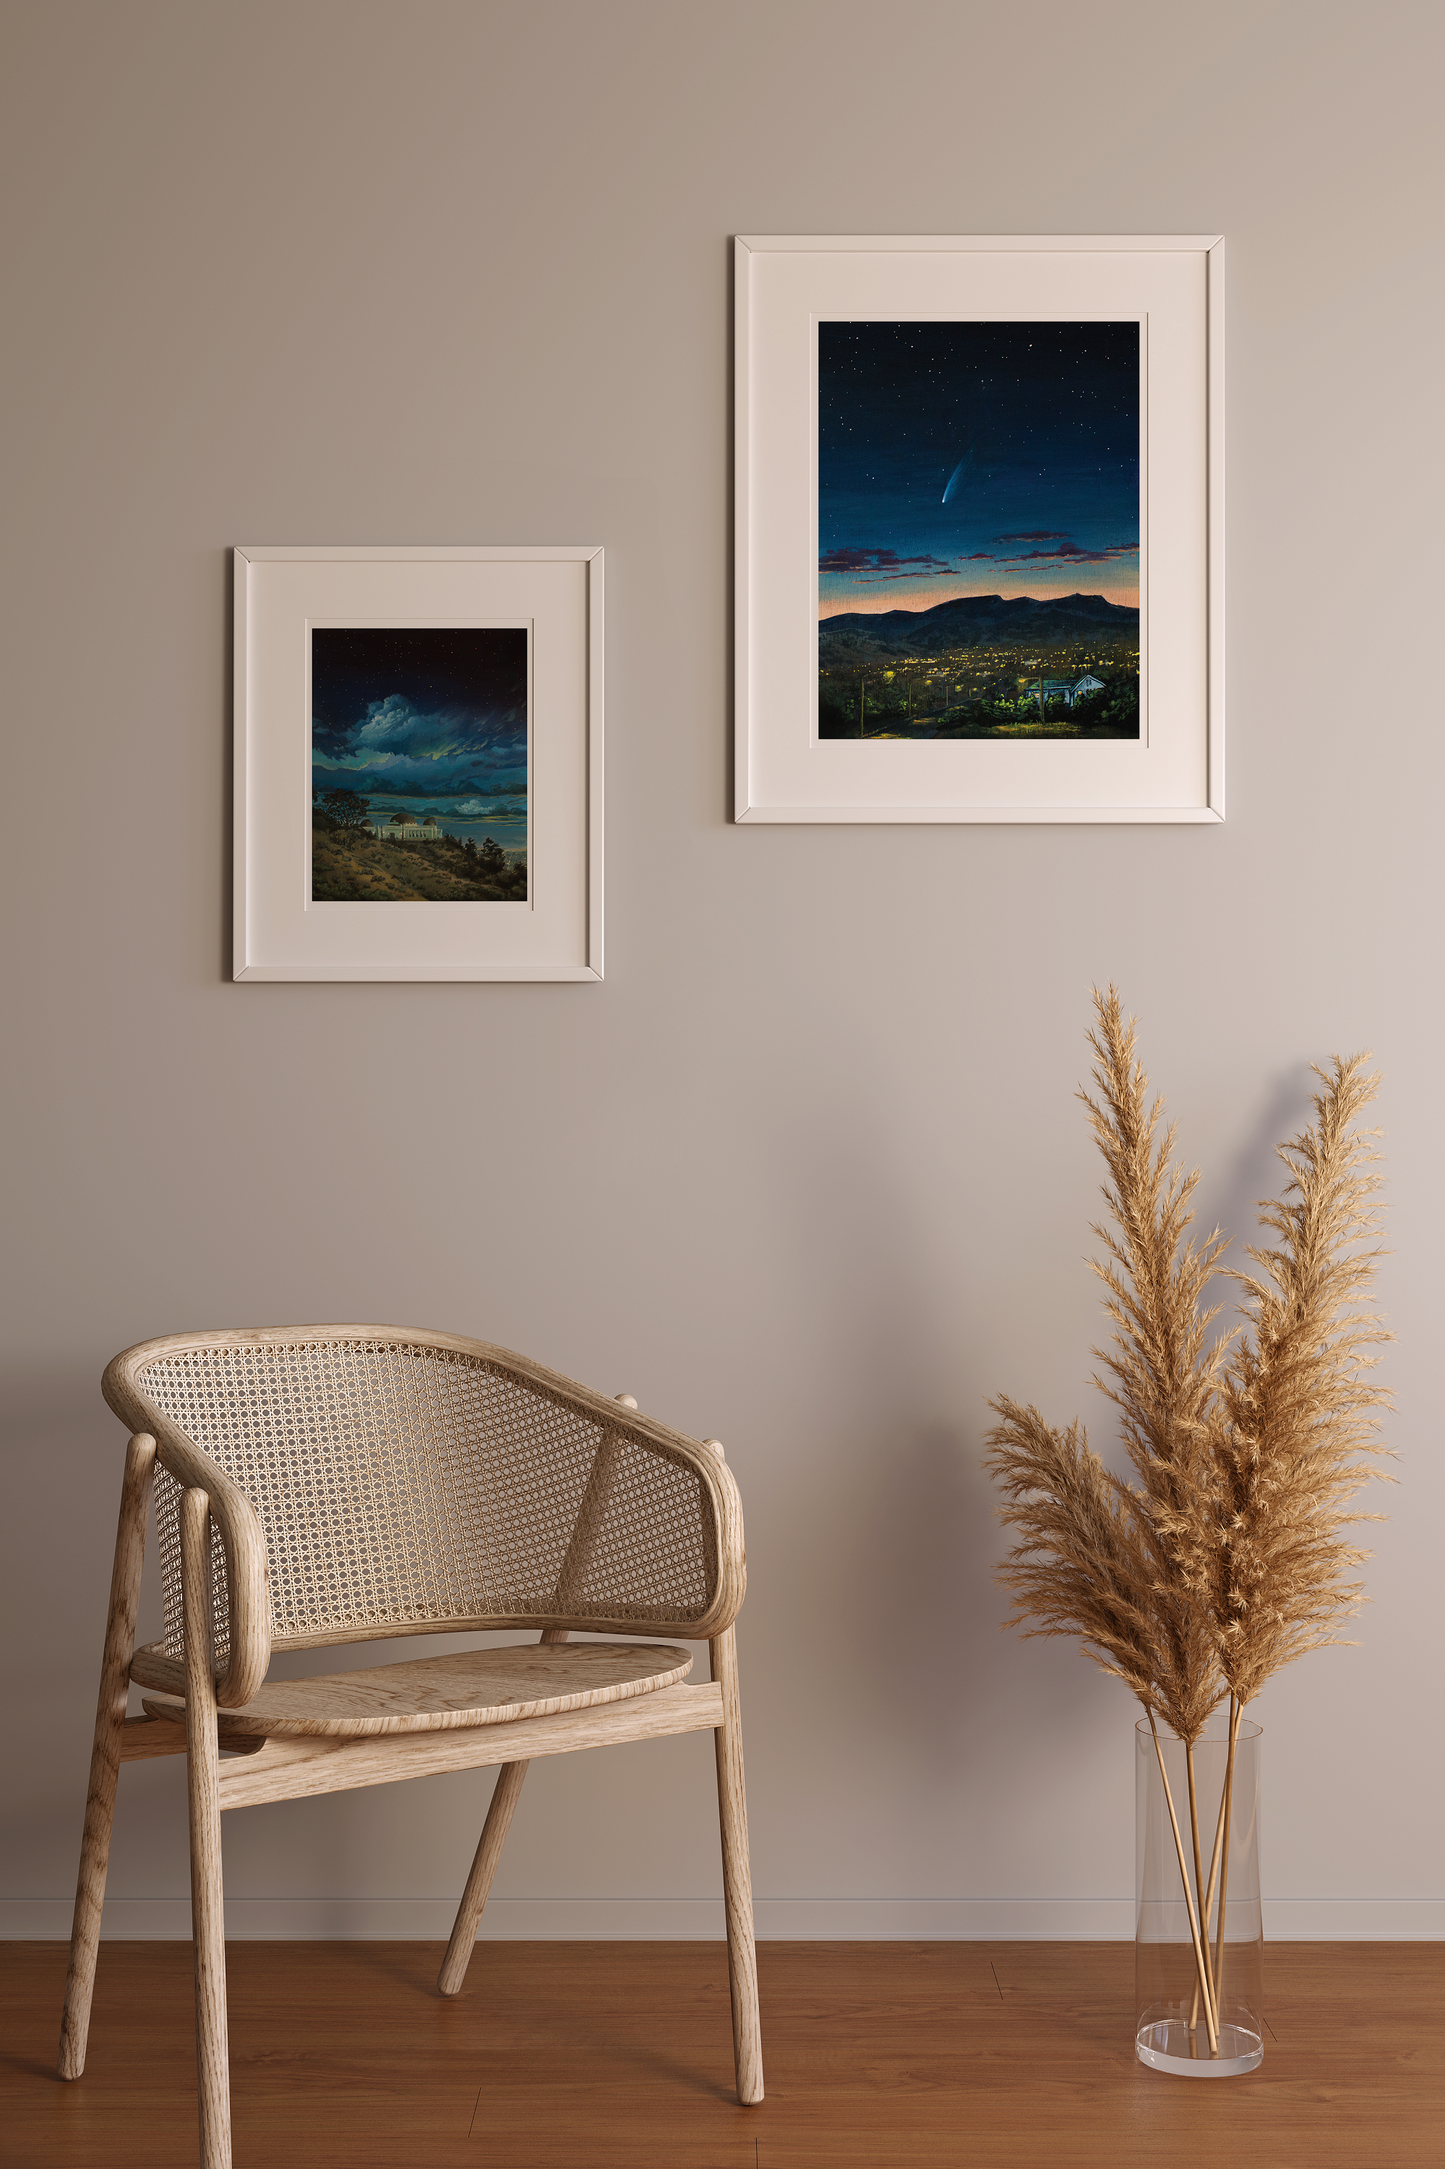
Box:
left=4, top=1941, right=1442, bottom=2168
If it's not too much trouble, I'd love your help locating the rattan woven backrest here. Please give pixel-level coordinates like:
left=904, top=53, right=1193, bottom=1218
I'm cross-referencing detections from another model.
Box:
left=115, top=1331, right=728, bottom=1667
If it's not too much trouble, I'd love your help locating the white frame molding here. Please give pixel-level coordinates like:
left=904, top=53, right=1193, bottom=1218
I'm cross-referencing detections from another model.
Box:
left=735, top=234, right=1224, bottom=825
left=234, top=545, right=604, bottom=980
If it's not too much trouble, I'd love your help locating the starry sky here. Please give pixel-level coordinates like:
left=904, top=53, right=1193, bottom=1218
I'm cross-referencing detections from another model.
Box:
left=819, top=321, right=1139, bottom=617
left=311, top=627, right=528, bottom=799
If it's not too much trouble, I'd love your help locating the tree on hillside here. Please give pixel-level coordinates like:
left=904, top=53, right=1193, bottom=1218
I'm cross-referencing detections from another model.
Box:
left=318, top=788, right=372, bottom=831
left=818, top=679, right=856, bottom=739
left=478, top=835, right=506, bottom=874
left=1071, top=676, right=1140, bottom=738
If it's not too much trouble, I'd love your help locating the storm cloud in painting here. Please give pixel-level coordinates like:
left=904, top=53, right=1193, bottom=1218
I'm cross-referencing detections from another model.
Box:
left=311, top=626, right=528, bottom=796
left=819, top=321, right=1139, bottom=617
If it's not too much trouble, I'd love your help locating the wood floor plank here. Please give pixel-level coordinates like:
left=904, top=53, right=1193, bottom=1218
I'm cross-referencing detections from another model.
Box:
left=3, top=1941, right=1441, bottom=2168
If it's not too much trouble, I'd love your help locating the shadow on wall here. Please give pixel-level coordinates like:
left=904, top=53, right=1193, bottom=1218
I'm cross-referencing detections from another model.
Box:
left=1195, top=1059, right=1323, bottom=1345
left=834, top=1412, right=1139, bottom=1802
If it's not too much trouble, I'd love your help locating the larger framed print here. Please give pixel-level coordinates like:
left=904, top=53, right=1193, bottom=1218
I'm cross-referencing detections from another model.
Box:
left=735, top=235, right=1223, bottom=823
left=234, top=545, right=603, bottom=979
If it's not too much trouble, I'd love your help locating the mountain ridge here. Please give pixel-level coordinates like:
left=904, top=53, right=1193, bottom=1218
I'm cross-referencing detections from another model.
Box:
left=819, top=591, right=1138, bottom=655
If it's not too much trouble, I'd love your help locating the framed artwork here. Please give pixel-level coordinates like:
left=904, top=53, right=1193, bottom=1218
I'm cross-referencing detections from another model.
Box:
left=734, top=235, right=1224, bottom=824
left=234, top=545, right=603, bottom=979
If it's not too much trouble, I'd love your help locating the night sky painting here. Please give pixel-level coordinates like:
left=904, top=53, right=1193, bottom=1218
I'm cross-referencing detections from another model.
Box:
left=818, top=321, right=1142, bottom=740
left=310, top=626, right=530, bottom=902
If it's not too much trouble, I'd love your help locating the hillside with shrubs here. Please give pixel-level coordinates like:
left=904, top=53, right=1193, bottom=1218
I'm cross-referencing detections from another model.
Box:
left=312, top=804, right=526, bottom=902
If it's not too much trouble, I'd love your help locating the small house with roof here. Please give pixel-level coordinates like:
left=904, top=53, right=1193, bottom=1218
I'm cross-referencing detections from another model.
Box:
left=1035, top=673, right=1109, bottom=713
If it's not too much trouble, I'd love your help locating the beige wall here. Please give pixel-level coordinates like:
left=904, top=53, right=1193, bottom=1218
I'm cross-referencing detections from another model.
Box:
left=3, top=0, right=1440, bottom=1939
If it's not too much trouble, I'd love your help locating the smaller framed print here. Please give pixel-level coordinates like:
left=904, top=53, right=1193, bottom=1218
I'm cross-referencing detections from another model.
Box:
left=735, top=234, right=1224, bottom=824
left=234, top=545, right=603, bottom=979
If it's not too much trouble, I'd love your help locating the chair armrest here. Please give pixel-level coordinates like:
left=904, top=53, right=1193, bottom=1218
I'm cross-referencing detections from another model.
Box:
left=103, top=1356, right=271, bottom=1707
left=679, top=1440, right=747, bottom=1640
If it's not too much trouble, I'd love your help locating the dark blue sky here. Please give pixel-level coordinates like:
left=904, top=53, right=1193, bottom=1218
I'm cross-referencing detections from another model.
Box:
left=819, top=320, right=1139, bottom=616
left=312, top=627, right=528, bottom=800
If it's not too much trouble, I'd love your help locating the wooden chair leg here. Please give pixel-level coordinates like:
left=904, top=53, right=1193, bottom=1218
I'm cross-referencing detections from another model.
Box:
left=710, top=1625, right=763, bottom=2105
left=59, top=1433, right=156, bottom=2080
left=437, top=1618, right=573, bottom=1996
left=437, top=1759, right=530, bottom=1994
left=183, top=1488, right=232, bottom=2169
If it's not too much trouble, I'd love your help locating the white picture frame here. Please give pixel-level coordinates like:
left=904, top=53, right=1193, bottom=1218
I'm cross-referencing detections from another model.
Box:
left=234, top=545, right=603, bottom=980
left=734, top=234, right=1224, bottom=824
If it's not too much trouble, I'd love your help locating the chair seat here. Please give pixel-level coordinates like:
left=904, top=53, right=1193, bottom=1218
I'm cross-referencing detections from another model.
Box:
left=141, top=1640, right=692, bottom=1738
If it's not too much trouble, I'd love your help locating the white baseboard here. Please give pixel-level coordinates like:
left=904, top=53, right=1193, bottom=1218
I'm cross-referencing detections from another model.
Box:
left=1260, top=1900, right=1445, bottom=1939
left=3, top=1896, right=1442, bottom=1940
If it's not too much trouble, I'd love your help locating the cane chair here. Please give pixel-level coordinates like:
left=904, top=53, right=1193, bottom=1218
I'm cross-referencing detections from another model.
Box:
left=58, top=1326, right=762, bottom=2167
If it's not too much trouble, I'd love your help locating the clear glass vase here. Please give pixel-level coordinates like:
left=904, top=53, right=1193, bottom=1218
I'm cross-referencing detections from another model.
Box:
left=1135, top=1713, right=1263, bottom=2076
